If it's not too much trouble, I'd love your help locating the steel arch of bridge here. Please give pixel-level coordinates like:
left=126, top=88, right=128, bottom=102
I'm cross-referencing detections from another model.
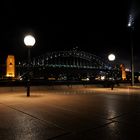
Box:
left=17, top=50, right=121, bottom=82
left=23, top=50, right=111, bottom=70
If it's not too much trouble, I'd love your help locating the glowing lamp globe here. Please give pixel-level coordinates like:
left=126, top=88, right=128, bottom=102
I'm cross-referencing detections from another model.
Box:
left=108, top=54, right=115, bottom=61
left=24, top=35, right=35, bottom=47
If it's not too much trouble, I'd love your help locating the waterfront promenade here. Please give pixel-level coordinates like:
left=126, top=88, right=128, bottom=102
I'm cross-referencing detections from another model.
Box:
left=0, top=85, right=140, bottom=139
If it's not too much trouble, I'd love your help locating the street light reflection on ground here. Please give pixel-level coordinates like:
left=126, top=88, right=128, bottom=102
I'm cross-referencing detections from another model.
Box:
left=24, top=34, right=36, bottom=97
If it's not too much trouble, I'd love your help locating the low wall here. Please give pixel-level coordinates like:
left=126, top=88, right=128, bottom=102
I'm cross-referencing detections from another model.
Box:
left=0, top=83, right=139, bottom=93
left=0, top=84, right=100, bottom=93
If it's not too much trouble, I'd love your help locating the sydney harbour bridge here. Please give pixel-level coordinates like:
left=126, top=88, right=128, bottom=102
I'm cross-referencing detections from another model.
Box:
left=17, top=49, right=121, bottom=83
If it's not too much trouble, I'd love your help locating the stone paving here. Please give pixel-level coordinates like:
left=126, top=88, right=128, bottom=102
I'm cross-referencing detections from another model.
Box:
left=0, top=85, right=140, bottom=139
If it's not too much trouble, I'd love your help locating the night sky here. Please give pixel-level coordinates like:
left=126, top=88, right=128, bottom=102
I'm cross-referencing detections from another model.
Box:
left=0, top=1, right=140, bottom=71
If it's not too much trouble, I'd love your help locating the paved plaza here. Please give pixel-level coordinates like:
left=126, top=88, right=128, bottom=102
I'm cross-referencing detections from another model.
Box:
left=0, top=85, right=140, bottom=139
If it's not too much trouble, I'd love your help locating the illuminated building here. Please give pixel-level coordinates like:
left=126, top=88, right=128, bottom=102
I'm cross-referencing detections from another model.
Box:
left=6, top=55, right=15, bottom=77
left=120, top=64, right=126, bottom=80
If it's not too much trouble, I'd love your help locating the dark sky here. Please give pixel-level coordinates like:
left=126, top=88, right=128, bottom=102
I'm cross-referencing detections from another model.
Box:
left=0, top=1, right=140, bottom=71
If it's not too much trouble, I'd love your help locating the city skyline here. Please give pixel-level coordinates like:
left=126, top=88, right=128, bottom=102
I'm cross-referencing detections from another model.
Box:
left=0, top=1, right=140, bottom=71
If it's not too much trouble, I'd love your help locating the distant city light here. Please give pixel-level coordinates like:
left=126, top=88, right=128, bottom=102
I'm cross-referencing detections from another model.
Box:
left=101, top=76, right=105, bottom=80
left=125, top=68, right=130, bottom=72
left=108, top=54, right=115, bottom=61
left=81, top=77, right=90, bottom=81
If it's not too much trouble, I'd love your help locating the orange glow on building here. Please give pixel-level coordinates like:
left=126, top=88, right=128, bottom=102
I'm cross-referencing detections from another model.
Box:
left=120, top=64, right=126, bottom=80
left=6, top=55, right=15, bottom=77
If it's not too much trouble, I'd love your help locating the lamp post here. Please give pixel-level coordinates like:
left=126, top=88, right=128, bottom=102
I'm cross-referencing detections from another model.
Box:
left=108, top=54, right=116, bottom=89
left=130, top=34, right=134, bottom=86
left=24, top=35, right=36, bottom=97
left=128, top=23, right=134, bottom=86
left=108, top=53, right=116, bottom=76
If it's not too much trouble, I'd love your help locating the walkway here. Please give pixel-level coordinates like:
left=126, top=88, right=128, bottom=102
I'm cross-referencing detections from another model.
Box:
left=0, top=85, right=140, bottom=139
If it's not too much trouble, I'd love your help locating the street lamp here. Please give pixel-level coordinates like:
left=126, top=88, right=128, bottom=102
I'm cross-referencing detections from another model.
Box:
left=108, top=54, right=115, bottom=62
left=128, top=23, right=134, bottom=86
left=130, top=32, right=134, bottom=86
left=108, top=53, right=116, bottom=73
left=24, top=35, right=36, bottom=97
left=108, top=53, right=116, bottom=89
